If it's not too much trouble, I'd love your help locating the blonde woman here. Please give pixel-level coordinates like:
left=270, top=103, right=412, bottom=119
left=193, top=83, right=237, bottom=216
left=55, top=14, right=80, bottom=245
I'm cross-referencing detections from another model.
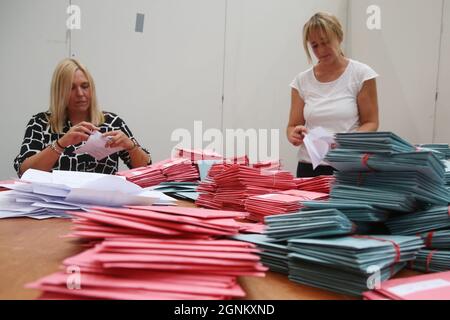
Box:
left=287, top=12, right=379, bottom=178
left=14, top=58, right=151, bottom=176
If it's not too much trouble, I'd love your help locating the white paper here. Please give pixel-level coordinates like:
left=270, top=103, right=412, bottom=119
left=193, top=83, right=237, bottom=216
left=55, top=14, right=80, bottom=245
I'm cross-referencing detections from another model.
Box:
left=73, top=131, right=123, bottom=160
left=303, top=127, right=335, bottom=169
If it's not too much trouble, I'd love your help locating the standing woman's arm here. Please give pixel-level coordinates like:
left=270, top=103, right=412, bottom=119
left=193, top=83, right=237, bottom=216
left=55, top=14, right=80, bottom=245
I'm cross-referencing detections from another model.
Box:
left=287, top=88, right=308, bottom=146
left=357, top=78, right=379, bottom=132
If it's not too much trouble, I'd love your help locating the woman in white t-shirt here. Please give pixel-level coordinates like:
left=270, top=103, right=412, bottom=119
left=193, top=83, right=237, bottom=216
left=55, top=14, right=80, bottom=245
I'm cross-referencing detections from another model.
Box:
left=287, top=12, right=379, bottom=177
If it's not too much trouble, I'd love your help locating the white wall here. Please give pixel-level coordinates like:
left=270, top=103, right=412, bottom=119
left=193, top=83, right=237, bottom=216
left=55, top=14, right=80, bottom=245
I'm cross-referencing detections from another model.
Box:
left=70, top=0, right=226, bottom=170
left=0, top=0, right=69, bottom=179
left=348, top=0, right=443, bottom=144
left=434, top=0, right=450, bottom=144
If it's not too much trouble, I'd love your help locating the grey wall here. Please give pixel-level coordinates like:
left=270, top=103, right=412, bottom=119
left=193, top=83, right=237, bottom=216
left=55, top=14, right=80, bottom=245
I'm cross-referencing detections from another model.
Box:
left=1, top=0, right=449, bottom=179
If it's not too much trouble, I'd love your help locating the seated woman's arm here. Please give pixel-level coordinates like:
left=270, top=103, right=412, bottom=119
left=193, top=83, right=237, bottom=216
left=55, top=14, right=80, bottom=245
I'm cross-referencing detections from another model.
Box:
left=357, top=79, right=379, bottom=132
left=287, top=88, right=308, bottom=146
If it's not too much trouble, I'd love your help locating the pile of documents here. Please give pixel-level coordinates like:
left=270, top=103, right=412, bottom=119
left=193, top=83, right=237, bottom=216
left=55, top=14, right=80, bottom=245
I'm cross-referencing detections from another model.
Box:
left=416, top=144, right=450, bottom=160
left=0, top=169, right=171, bottom=219
left=301, top=200, right=390, bottom=222
left=244, top=190, right=328, bottom=222
left=27, top=205, right=267, bottom=299
left=363, top=271, right=450, bottom=300
left=28, top=238, right=265, bottom=300
left=196, top=163, right=296, bottom=211
left=293, top=176, right=335, bottom=194
left=68, top=205, right=247, bottom=239
left=174, top=148, right=224, bottom=162
left=287, top=235, right=424, bottom=296
left=264, top=209, right=356, bottom=240
left=232, top=234, right=289, bottom=274
left=409, top=249, right=450, bottom=273
left=117, top=158, right=199, bottom=188
left=386, top=206, right=450, bottom=235
left=419, top=230, right=450, bottom=249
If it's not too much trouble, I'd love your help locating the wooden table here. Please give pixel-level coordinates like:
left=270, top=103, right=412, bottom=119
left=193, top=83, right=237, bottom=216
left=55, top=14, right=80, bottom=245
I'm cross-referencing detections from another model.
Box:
left=0, top=208, right=420, bottom=300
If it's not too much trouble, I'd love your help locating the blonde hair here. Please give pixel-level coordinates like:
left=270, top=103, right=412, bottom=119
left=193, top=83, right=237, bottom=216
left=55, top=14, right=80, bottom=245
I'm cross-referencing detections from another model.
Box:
left=48, top=58, right=104, bottom=133
left=303, top=12, right=345, bottom=64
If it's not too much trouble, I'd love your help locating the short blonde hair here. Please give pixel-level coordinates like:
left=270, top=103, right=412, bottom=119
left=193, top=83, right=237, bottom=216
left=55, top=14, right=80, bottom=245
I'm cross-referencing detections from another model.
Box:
left=303, top=12, right=344, bottom=64
left=48, top=58, right=104, bottom=133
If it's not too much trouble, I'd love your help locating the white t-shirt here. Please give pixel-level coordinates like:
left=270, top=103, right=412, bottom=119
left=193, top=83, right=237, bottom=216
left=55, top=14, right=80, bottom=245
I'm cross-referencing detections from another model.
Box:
left=290, top=59, right=379, bottom=164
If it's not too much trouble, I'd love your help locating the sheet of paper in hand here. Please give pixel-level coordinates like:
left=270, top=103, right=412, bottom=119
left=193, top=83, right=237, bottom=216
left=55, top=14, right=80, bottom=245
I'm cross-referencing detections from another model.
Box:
left=74, top=131, right=123, bottom=160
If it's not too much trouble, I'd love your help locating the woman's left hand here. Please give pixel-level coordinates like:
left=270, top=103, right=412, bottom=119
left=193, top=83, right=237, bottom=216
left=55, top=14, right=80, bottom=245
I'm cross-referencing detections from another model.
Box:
left=102, top=130, right=134, bottom=150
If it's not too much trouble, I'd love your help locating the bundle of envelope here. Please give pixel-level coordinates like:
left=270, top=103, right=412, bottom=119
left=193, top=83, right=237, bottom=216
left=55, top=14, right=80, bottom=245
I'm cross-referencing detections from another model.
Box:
left=244, top=190, right=328, bottom=222
left=330, top=171, right=449, bottom=212
left=0, top=169, right=173, bottom=220
left=419, top=230, right=450, bottom=249
left=263, top=209, right=356, bottom=241
left=301, top=200, right=390, bottom=222
left=334, top=132, right=415, bottom=153
left=386, top=206, right=450, bottom=235
left=326, top=149, right=446, bottom=184
left=293, top=176, right=335, bottom=194
left=27, top=203, right=267, bottom=299
left=232, top=234, right=289, bottom=274
left=117, top=158, right=199, bottom=188
left=27, top=238, right=266, bottom=300
left=416, top=144, right=450, bottom=160
left=68, top=205, right=248, bottom=239
left=287, top=235, right=424, bottom=296
left=196, top=163, right=296, bottom=211
left=408, top=249, right=450, bottom=273
left=363, top=271, right=450, bottom=300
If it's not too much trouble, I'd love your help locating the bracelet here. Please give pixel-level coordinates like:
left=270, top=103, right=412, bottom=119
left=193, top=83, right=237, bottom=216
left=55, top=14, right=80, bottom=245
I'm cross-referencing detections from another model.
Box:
left=126, top=138, right=139, bottom=152
left=49, top=141, right=63, bottom=155
left=56, top=139, right=65, bottom=150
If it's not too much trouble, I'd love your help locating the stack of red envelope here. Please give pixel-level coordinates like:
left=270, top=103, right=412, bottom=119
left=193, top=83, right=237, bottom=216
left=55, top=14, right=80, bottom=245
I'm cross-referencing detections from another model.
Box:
left=153, top=158, right=199, bottom=182
left=27, top=205, right=267, bottom=300
left=116, top=166, right=166, bottom=188
left=117, top=158, right=199, bottom=188
left=363, top=271, right=450, bottom=300
left=196, top=164, right=296, bottom=212
left=294, top=175, right=335, bottom=194
left=245, top=190, right=329, bottom=222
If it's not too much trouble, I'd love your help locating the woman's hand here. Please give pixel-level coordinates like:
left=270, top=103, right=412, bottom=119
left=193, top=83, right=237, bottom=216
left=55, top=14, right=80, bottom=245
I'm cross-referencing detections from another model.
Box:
left=288, top=125, right=308, bottom=146
left=102, top=130, right=134, bottom=150
left=58, top=122, right=99, bottom=147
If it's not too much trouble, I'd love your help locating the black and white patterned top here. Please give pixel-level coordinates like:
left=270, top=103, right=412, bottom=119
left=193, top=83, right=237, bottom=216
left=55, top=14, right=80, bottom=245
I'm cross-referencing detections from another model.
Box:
left=13, top=111, right=150, bottom=176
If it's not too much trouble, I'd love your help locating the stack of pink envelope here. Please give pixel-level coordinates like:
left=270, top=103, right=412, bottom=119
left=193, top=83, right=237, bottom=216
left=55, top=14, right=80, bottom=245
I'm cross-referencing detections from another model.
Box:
left=27, top=206, right=267, bottom=300
left=293, top=175, right=335, bottom=194
left=117, top=158, right=199, bottom=188
left=116, top=166, right=166, bottom=188
left=196, top=164, right=296, bottom=212
left=244, top=190, right=329, bottom=222
left=363, top=271, right=450, bottom=300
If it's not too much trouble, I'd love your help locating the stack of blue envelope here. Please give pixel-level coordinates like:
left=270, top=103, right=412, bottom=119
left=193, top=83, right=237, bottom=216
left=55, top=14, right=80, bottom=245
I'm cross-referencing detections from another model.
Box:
left=332, top=171, right=449, bottom=208
left=386, top=206, right=450, bottom=235
left=232, top=234, right=289, bottom=274
left=419, top=230, right=450, bottom=249
left=334, top=132, right=415, bottom=153
left=416, top=144, right=450, bottom=160
left=302, top=200, right=390, bottom=222
left=287, top=235, right=424, bottom=296
left=409, top=249, right=450, bottom=273
left=263, top=209, right=356, bottom=240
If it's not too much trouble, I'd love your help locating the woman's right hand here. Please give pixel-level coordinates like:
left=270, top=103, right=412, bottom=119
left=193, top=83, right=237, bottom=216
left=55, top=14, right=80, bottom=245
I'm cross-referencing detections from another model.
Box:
left=58, top=122, right=99, bottom=148
left=288, top=125, right=308, bottom=146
